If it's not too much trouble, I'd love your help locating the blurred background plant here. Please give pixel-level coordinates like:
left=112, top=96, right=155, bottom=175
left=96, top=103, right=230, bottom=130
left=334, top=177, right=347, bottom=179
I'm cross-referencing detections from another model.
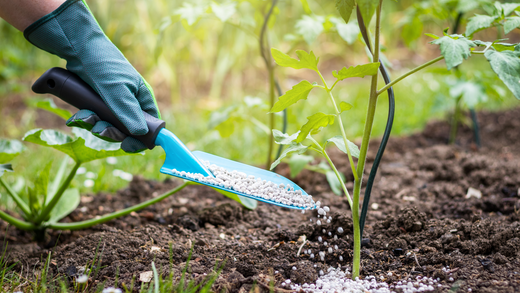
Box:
left=1, top=0, right=519, bottom=201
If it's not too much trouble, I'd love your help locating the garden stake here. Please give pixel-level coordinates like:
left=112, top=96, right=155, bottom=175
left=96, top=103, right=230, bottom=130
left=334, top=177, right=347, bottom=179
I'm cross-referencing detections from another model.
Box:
left=32, top=68, right=314, bottom=210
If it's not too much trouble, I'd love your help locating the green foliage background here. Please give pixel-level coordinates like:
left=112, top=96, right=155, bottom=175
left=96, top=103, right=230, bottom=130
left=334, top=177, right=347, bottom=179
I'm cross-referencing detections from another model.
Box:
left=0, top=0, right=519, bottom=197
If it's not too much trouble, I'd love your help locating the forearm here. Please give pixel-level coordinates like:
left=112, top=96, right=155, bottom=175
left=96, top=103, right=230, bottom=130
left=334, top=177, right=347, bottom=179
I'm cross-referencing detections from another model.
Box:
left=0, top=0, right=65, bottom=31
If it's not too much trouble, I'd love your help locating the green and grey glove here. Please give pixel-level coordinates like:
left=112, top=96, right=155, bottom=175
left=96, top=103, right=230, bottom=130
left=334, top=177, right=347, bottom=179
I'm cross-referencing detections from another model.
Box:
left=24, top=0, right=160, bottom=153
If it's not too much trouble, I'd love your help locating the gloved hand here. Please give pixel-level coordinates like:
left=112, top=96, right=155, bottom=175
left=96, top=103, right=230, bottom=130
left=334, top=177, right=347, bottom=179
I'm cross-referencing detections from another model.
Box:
left=24, top=0, right=160, bottom=153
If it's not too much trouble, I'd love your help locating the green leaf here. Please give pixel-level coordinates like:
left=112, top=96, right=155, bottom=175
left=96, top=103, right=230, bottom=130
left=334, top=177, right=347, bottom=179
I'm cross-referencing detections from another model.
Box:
left=449, top=81, right=488, bottom=108
left=0, top=139, right=24, bottom=164
left=493, top=42, right=518, bottom=52
left=465, top=14, right=498, bottom=36
left=335, top=0, right=356, bottom=24
left=504, top=17, right=520, bottom=34
left=326, top=135, right=360, bottom=158
left=270, top=143, right=309, bottom=170
left=495, top=2, right=520, bottom=17
left=34, top=162, right=52, bottom=207
left=272, top=130, right=299, bottom=145
left=335, top=21, right=360, bottom=44
left=430, top=35, right=476, bottom=70
left=339, top=101, right=353, bottom=113
left=357, top=0, right=379, bottom=25
left=325, top=170, right=345, bottom=196
left=484, top=49, right=520, bottom=99
left=271, top=48, right=319, bottom=71
left=300, top=0, right=312, bottom=14
left=296, top=113, right=335, bottom=143
left=402, top=17, right=424, bottom=47
left=23, top=128, right=132, bottom=164
left=28, top=98, right=72, bottom=120
left=47, top=188, right=80, bottom=223
left=174, top=3, right=206, bottom=26
left=210, top=2, right=236, bottom=22
left=0, top=164, right=13, bottom=177
left=457, top=0, right=494, bottom=14
left=288, top=154, right=314, bottom=178
left=295, top=15, right=324, bottom=44
left=332, top=62, right=380, bottom=81
left=270, top=80, right=314, bottom=113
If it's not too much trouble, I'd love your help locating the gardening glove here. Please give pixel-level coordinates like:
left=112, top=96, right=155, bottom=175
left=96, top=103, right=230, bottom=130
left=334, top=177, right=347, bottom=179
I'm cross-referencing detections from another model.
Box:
left=24, top=0, right=160, bottom=153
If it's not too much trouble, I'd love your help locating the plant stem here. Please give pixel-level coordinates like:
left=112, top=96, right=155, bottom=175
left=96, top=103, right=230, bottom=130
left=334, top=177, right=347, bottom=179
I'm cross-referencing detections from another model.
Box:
left=351, top=0, right=383, bottom=279
left=0, top=177, right=31, bottom=218
left=317, top=72, right=358, bottom=181
left=308, top=137, right=353, bottom=207
left=34, top=162, right=81, bottom=224
left=260, top=0, right=279, bottom=170
left=0, top=209, right=35, bottom=230
left=376, top=56, right=445, bottom=95
left=47, top=181, right=192, bottom=230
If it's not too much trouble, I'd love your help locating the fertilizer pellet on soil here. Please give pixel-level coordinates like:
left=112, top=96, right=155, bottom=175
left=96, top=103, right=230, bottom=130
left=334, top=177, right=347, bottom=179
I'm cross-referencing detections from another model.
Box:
left=170, top=161, right=316, bottom=209
left=290, top=267, right=440, bottom=293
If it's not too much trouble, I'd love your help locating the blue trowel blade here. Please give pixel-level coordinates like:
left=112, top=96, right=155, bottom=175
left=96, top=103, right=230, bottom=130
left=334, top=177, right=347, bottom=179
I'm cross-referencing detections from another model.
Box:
left=155, top=129, right=315, bottom=210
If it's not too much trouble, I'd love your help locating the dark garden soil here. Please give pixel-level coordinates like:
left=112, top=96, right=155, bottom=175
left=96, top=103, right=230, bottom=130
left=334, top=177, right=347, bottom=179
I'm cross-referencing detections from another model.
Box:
left=2, top=107, right=520, bottom=292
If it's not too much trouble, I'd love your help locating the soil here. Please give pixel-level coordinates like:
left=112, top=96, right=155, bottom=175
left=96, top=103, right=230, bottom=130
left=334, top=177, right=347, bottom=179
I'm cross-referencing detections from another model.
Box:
left=2, top=107, right=520, bottom=292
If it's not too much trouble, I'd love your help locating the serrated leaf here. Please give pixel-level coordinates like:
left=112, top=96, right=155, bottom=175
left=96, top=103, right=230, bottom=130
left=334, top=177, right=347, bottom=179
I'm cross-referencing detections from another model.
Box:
left=47, top=188, right=80, bottom=223
left=335, top=0, right=356, bottom=24
left=326, top=170, right=345, bottom=196
left=449, top=81, right=488, bottom=108
left=339, top=101, right=353, bottom=113
left=430, top=35, right=476, bottom=70
left=326, top=136, right=360, bottom=158
left=174, top=3, right=206, bottom=26
left=484, top=49, right=520, bottom=100
left=0, top=164, right=13, bottom=177
left=270, top=143, right=309, bottom=170
left=210, top=2, right=236, bottom=22
left=296, top=113, right=335, bottom=143
left=332, top=62, right=380, bottom=81
left=0, top=139, right=25, bottom=164
left=465, top=15, right=498, bottom=36
left=495, top=2, right=520, bottom=17
left=29, top=98, right=72, bottom=120
left=504, top=17, right=520, bottom=34
left=272, top=130, right=299, bottom=145
left=357, top=0, right=379, bottom=25
left=295, top=15, right=324, bottom=44
left=288, top=154, right=314, bottom=178
left=270, top=80, right=314, bottom=113
left=271, top=49, right=319, bottom=71
left=23, top=129, right=132, bottom=163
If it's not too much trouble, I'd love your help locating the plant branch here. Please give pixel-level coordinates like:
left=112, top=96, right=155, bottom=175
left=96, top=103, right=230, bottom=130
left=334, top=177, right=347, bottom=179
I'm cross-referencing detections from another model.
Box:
left=48, top=181, right=193, bottom=230
left=376, top=56, right=444, bottom=95
left=260, top=0, right=279, bottom=170
left=0, top=209, right=35, bottom=230
left=308, top=136, right=353, bottom=207
left=0, top=177, right=31, bottom=217
left=317, top=72, right=358, bottom=181
left=351, top=0, right=384, bottom=279
left=34, top=162, right=81, bottom=224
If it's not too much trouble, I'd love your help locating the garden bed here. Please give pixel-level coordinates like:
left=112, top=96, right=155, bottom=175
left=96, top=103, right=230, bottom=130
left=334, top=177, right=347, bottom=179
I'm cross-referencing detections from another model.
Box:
left=2, top=107, right=520, bottom=292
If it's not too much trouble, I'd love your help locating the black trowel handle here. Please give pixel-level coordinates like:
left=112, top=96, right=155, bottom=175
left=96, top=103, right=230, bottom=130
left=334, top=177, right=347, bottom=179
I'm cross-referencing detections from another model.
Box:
left=32, top=67, right=165, bottom=150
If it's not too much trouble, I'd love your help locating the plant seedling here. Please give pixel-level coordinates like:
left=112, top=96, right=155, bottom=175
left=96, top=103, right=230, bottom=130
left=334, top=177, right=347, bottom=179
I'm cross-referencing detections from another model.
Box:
left=270, top=0, right=520, bottom=279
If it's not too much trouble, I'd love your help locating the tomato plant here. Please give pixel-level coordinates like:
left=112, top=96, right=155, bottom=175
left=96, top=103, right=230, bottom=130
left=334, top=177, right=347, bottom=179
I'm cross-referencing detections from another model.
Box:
left=270, top=0, right=520, bottom=279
